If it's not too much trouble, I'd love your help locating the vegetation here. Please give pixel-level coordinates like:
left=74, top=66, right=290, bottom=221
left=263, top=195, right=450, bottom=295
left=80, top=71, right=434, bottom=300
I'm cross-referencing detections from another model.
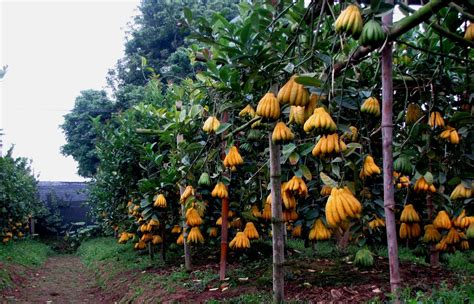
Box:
left=0, top=148, right=42, bottom=244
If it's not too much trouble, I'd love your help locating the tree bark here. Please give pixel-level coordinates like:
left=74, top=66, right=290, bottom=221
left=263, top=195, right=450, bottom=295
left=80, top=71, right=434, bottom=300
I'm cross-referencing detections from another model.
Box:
left=381, top=1, right=401, bottom=299
left=219, top=197, right=229, bottom=280
left=176, top=100, right=192, bottom=272
left=269, top=133, right=284, bottom=303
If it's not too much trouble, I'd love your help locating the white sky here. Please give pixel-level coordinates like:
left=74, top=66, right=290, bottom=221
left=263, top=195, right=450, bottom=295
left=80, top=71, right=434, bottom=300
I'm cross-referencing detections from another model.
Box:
left=0, top=0, right=140, bottom=181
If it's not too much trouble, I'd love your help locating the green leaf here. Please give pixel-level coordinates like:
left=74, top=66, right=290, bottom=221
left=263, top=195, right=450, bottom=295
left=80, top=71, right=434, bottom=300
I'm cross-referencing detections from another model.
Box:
left=294, top=76, right=321, bottom=87
left=282, top=143, right=296, bottom=156
left=320, top=172, right=337, bottom=188
left=424, top=171, right=434, bottom=185
left=299, top=164, right=312, bottom=181
left=288, top=152, right=299, bottom=165
left=216, top=123, right=232, bottom=135
left=240, top=22, right=252, bottom=45
left=183, top=7, right=193, bottom=23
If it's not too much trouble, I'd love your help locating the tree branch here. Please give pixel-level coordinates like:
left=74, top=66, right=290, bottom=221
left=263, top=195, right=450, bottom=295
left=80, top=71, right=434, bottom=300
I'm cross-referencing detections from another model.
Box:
left=448, top=3, right=474, bottom=22
left=396, top=40, right=472, bottom=63
left=333, top=0, right=452, bottom=75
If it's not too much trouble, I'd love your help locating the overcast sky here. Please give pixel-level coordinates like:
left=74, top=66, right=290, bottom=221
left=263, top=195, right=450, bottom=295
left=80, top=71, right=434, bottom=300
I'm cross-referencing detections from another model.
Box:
left=0, top=0, right=140, bottom=181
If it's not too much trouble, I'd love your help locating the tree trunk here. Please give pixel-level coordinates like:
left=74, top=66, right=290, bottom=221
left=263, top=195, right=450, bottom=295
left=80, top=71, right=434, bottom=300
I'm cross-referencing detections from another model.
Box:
left=381, top=1, right=401, bottom=299
left=269, top=133, right=284, bottom=303
left=219, top=197, right=229, bottom=280
left=176, top=100, right=192, bottom=272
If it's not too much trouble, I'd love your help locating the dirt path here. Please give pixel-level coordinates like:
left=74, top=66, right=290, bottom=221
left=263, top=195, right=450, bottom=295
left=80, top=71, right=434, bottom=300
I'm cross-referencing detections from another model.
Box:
left=3, top=255, right=101, bottom=304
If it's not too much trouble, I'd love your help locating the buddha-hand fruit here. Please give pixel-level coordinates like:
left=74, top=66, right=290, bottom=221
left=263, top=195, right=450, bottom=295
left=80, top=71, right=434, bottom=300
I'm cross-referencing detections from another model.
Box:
left=400, top=204, right=420, bottom=223
left=359, top=155, right=381, bottom=179
left=187, top=227, right=204, bottom=244
left=304, top=93, right=320, bottom=120
left=284, top=176, right=308, bottom=197
left=277, top=75, right=310, bottom=106
left=180, top=186, right=194, bottom=203
left=399, top=222, right=421, bottom=239
left=368, top=217, right=385, bottom=230
left=405, top=103, right=422, bottom=124
left=202, top=116, right=220, bottom=133
left=243, top=222, right=259, bottom=240
left=312, top=133, right=347, bottom=157
left=354, top=248, right=374, bottom=267
left=334, top=4, right=363, bottom=39
left=428, top=111, right=444, bottom=128
left=450, top=183, right=472, bottom=200
left=433, top=210, right=451, bottom=230
left=359, top=20, right=386, bottom=47
left=198, top=172, right=211, bottom=187
left=320, top=185, right=332, bottom=196
left=289, top=106, right=305, bottom=125
left=292, top=225, right=302, bottom=237
left=304, top=107, right=337, bottom=133
left=308, top=219, right=332, bottom=241
left=186, top=207, right=203, bottom=227
left=422, top=224, right=442, bottom=243
left=439, top=126, right=460, bottom=144
left=153, top=194, right=167, bottom=208
left=325, top=187, right=362, bottom=227
left=272, top=122, right=294, bottom=144
left=413, top=176, right=436, bottom=193
left=229, top=231, right=250, bottom=249
left=209, top=227, right=218, bottom=237
left=211, top=182, right=228, bottom=199
left=239, top=104, right=256, bottom=118
left=360, top=97, right=380, bottom=116
left=256, top=92, right=280, bottom=119
left=223, top=146, right=243, bottom=168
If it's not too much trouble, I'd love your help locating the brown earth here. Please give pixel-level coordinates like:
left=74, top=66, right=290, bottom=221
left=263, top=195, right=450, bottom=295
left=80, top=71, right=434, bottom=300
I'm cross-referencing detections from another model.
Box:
left=1, top=253, right=466, bottom=303
left=1, top=256, right=102, bottom=304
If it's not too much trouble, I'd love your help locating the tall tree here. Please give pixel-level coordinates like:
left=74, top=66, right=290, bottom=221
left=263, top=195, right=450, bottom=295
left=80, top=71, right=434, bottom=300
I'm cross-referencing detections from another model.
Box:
left=61, top=90, right=115, bottom=177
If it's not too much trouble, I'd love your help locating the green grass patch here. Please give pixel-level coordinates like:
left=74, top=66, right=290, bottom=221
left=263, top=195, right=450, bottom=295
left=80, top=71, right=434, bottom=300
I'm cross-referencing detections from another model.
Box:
left=0, top=238, right=51, bottom=291
left=206, top=292, right=273, bottom=304
left=370, top=281, right=474, bottom=304
left=443, top=250, right=474, bottom=275
left=77, top=237, right=164, bottom=271
left=374, top=246, right=428, bottom=265
left=0, top=238, right=51, bottom=267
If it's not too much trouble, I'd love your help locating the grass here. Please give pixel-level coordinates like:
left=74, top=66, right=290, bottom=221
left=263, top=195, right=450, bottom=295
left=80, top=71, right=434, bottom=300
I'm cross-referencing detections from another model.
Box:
left=0, top=238, right=51, bottom=291
left=206, top=292, right=273, bottom=303
left=369, top=281, right=474, bottom=304
left=78, top=237, right=164, bottom=271
left=443, top=250, right=474, bottom=275
left=375, top=245, right=428, bottom=265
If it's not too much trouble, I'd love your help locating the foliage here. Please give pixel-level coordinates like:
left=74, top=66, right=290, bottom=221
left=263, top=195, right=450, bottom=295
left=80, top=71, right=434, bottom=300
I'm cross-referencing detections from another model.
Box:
left=61, top=90, right=115, bottom=177
left=0, top=148, right=42, bottom=243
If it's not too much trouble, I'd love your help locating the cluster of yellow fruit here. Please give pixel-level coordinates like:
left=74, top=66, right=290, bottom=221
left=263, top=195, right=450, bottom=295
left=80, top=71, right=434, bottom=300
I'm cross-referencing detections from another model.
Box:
left=399, top=204, right=421, bottom=239
left=312, top=134, right=347, bottom=157
left=277, top=76, right=310, bottom=106
left=450, top=183, right=472, bottom=200
left=1, top=220, right=28, bottom=244
left=289, top=106, right=305, bottom=125
left=405, top=103, right=423, bottom=124
left=368, top=216, right=385, bottom=230
left=342, top=126, right=359, bottom=142
left=304, top=107, right=337, bottom=133
left=202, top=116, right=220, bottom=133
left=360, top=97, right=380, bottom=116
left=439, top=126, right=460, bottom=144
left=308, top=218, right=332, bottom=241
left=272, top=122, right=294, bottom=144
left=153, top=194, right=167, bottom=208
left=325, top=187, right=362, bottom=227
left=239, top=104, right=256, bottom=118
left=320, top=185, right=332, bottom=196
left=229, top=231, right=250, bottom=249
left=223, top=146, right=244, bottom=169
left=359, top=155, right=381, bottom=179
left=281, top=176, right=307, bottom=222
left=413, top=176, right=436, bottom=193
left=393, top=172, right=410, bottom=189
left=181, top=185, right=205, bottom=244
left=211, top=182, right=228, bottom=199
left=118, top=232, right=134, bottom=244
left=256, top=92, right=280, bottom=119
left=428, top=111, right=445, bottom=128
left=135, top=219, right=162, bottom=249
left=334, top=4, right=363, bottom=38
left=431, top=210, right=473, bottom=251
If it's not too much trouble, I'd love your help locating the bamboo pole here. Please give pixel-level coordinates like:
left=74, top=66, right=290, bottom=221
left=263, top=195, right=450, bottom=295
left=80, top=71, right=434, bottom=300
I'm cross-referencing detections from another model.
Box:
left=381, top=0, right=401, bottom=299
left=269, top=133, right=284, bottom=303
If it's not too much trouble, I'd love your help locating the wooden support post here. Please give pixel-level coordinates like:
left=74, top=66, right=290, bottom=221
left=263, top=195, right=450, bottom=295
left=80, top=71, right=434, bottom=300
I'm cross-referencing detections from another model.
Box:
left=381, top=1, right=401, bottom=299
left=269, top=133, right=284, bottom=303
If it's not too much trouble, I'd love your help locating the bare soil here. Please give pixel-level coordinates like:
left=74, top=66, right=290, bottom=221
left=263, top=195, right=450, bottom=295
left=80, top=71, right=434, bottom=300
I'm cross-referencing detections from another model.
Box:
left=1, top=256, right=102, bottom=304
